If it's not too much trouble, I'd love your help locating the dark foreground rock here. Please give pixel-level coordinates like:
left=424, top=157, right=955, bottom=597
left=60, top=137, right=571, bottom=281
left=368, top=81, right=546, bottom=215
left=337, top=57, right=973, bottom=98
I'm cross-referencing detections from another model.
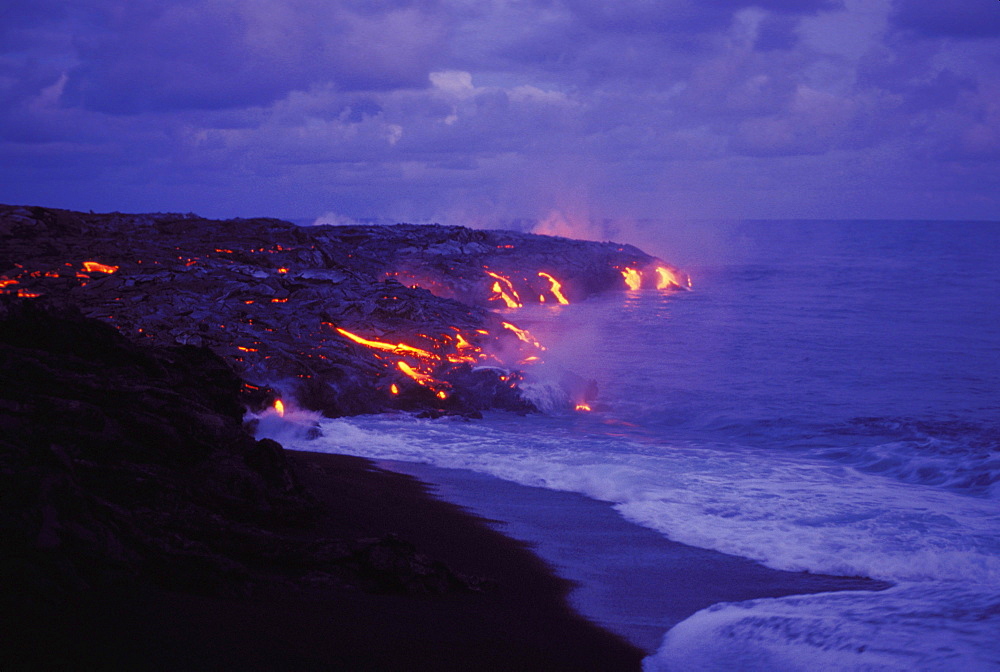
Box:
left=0, top=204, right=687, bottom=416
left=0, top=299, right=477, bottom=597
left=0, top=299, right=645, bottom=670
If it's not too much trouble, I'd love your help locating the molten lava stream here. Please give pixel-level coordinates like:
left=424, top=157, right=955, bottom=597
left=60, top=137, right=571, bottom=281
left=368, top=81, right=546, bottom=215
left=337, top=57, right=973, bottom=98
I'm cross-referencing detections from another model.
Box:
left=620, top=267, right=642, bottom=291
left=333, top=326, right=435, bottom=359
left=486, top=270, right=522, bottom=308
left=654, top=266, right=680, bottom=289
left=537, top=272, right=570, bottom=305
left=502, top=322, right=546, bottom=351
left=82, top=261, right=120, bottom=274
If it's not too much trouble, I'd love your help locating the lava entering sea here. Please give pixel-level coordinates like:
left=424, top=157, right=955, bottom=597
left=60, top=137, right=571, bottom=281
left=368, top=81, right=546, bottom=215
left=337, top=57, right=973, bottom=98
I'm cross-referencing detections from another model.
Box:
left=0, top=205, right=689, bottom=417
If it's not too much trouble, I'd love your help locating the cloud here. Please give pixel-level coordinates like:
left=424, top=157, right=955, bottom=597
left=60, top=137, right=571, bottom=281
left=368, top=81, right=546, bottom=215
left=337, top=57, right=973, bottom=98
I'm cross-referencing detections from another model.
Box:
left=890, top=0, right=1000, bottom=39
left=0, top=0, right=998, bottom=221
left=48, top=1, right=450, bottom=114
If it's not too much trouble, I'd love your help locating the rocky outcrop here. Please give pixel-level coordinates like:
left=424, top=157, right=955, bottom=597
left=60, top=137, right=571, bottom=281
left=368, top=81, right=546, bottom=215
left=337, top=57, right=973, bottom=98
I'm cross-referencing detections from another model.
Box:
left=0, top=205, right=686, bottom=416
left=0, top=298, right=480, bottom=604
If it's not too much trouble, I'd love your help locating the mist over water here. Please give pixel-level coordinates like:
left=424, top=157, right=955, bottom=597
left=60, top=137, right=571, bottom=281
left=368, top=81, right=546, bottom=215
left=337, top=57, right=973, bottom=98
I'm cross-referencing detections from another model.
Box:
left=277, top=220, right=1000, bottom=670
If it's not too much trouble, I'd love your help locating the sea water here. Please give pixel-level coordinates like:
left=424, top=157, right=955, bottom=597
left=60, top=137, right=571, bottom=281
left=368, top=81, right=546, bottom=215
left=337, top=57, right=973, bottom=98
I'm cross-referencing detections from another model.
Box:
left=272, top=221, right=1000, bottom=671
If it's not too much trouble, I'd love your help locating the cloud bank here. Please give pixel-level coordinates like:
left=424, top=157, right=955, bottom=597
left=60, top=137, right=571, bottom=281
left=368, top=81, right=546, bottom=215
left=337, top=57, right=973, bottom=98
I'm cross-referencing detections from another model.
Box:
left=1, top=0, right=998, bottom=222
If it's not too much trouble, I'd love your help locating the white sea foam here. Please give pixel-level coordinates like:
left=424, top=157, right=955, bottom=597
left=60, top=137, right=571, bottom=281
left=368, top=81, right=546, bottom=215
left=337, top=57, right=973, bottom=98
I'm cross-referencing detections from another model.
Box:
left=272, top=412, right=1000, bottom=669
left=644, top=584, right=1000, bottom=672
left=264, top=222, right=1000, bottom=670
left=292, top=415, right=1000, bottom=585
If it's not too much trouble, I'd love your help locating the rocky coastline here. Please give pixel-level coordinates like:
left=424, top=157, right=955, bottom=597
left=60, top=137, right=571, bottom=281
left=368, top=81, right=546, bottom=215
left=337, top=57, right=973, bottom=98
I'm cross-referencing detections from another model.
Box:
left=0, top=204, right=687, bottom=417
left=0, top=204, right=675, bottom=669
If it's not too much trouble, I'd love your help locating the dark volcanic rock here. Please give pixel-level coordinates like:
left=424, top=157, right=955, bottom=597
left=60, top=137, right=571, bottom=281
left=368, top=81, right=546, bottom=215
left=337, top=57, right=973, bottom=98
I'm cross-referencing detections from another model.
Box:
left=0, top=205, right=687, bottom=416
left=0, top=299, right=480, bottom=604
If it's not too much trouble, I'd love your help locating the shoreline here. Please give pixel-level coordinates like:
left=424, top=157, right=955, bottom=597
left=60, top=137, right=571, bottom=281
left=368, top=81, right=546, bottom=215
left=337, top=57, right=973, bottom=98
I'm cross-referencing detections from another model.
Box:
left=1, top=300, right=642, bottom=671
left=281, top=449, right=648, bottom=671
left=4, top=449, right=646, bottom=671
left=360, top=458, right=894, bottom=654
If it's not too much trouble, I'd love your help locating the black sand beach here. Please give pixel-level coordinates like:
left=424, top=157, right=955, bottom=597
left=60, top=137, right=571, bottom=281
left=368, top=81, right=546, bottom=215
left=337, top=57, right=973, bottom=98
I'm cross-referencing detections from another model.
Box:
left=1, top=299, right=892, bottom=671
left=384, top=460, right=891, bottom=653
left=3, top=451, right=646, bottom=671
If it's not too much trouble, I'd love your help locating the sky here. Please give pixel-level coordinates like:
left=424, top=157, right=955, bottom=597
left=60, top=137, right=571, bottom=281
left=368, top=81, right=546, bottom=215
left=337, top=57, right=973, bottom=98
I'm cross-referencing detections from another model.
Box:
left=2, top=0, right=999, bottom=227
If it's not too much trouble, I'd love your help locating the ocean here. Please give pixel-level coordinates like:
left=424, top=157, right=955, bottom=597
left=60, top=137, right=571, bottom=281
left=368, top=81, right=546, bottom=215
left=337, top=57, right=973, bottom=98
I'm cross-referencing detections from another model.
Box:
left=264, top=221, right=1000, bottom=670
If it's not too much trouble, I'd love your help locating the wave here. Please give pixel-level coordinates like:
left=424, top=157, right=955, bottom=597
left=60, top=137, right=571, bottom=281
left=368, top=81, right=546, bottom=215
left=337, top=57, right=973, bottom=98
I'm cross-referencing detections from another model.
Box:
left=816, top=417, right=1000, bottom=498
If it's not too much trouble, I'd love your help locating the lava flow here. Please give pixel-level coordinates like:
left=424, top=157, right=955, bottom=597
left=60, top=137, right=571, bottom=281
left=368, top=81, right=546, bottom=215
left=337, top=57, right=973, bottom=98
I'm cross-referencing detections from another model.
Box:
left=82, top=261, right=120, bottom=274
left=620, top=267, right=643, bottom=290
left=0, top=205, right=692, bottom=416
left=654, top=266, right=683, bottom=289
left=334, top=327, right=434, bottom=359
left=327, top=322, right=545, bottom=403
left=486, top=270, right=522, bottom=308
left=619, top=264, right=690, bottom=291
left=538, top=272, right=570, bottom=305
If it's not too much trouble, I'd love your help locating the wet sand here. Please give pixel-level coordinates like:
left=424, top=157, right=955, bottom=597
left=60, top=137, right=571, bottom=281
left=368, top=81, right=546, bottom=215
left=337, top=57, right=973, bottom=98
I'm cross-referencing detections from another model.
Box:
left=383, top=460, right=891, bottom=654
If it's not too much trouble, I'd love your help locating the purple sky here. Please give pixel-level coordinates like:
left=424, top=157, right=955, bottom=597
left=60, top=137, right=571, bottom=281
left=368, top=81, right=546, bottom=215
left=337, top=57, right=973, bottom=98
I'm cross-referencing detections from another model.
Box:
left=2, top=0, right=999, bottom=225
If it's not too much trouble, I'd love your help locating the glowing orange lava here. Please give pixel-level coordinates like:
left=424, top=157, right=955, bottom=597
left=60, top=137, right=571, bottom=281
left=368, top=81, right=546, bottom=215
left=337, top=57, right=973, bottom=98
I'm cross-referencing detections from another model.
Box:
left=390, top=383, right=399, bottom=395
left=575, top=402, right=592, bottom=412
left=335, top=327, right=435, bottom=359
left=274, top=399, right=285, bottom=416
left=655, top=266, right=680, bottom=290
left=621, top=268, right=642, bottom=291
left=502, top=322, right=546, bottom=351
left=397, top=361, right=436, bottom=385
left=486, top=271, right=522, bottom=308
left=453, top=331, right=474, bottom=350
left=537, top=272, right=570, bottom=305
left=82, top=261, right=119, bottom=274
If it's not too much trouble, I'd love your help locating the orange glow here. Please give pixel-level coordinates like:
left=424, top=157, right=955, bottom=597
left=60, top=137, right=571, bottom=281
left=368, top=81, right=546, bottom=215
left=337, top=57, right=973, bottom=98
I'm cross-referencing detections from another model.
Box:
left=277, top=267, right=289, bottom=274
left=486, top=271, right=522, bottom=308
left=621, top=268, right=642, bottom=290
left=82, top=261, right=119, bottom=274
left=270, top=298, right=289, bottom=303
left=274, top=399, right=285, bottom=417
left=17, top=289, right=42, bottom=298
left=491, top=282, right=521, bottom=308
left=390, top=383, right=399, bottom=395
left=655, top=266, right=680, bottom=290
left=454, top=332, right=473, bottom=350
left=437, top=390, right=448, bottom=400
left=537, top=272, right=570, bottom=305
left=0, top=278, right=17, bottom=288
left=574, top=403, right=592, bottom=412
left=398, top=361, right=434, bottom=384
left=502, top=322, right=546, bottom=351
left=237, top=346, right=258, bottom=352
left=335, top=327, right=434, bottom=359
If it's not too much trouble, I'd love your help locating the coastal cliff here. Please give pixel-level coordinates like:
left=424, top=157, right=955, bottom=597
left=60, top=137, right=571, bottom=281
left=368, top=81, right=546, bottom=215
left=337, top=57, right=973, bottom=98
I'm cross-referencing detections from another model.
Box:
left=0, top=204, right=687, bottom=416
